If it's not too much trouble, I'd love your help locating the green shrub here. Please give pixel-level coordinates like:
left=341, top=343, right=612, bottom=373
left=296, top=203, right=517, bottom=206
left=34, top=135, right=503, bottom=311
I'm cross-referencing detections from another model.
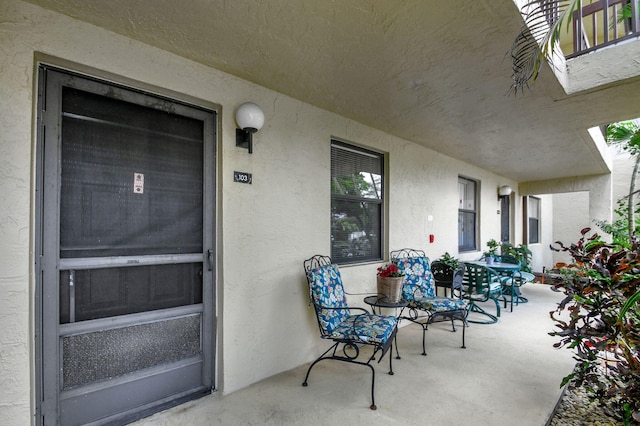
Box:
left=501, top=242, right=532, bottom=273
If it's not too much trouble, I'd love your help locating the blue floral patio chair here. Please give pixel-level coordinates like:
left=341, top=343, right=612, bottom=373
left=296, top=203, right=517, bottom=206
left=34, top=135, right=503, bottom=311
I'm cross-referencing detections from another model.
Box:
left=390, top=249, right=468, bottom=356
left=302, top=255, right=398, bottom=410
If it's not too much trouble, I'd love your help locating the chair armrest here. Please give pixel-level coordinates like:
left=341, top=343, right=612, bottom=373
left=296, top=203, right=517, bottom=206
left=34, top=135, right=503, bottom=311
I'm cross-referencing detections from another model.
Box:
left=317, top=305, right=369, bottom=315
left=347, top=306, right=371, bottom=315
left=318, top=305, right=371, bottom=316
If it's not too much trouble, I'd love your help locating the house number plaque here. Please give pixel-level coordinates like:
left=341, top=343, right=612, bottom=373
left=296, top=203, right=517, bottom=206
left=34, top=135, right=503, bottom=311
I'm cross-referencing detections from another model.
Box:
left=234, top=171, right=252, bottom=184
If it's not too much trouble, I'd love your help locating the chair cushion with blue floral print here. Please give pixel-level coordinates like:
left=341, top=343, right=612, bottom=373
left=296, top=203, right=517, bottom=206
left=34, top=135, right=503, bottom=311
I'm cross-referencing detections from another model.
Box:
left=307, top=263, right=397, bottom=344
left=307, top=264, right=350, bottom=336
left=412, top=295, right=468, bottom=312
left=330, top=314, right=398, bottom=344
left=394, top=255, right=436, bottom=300
left=394, top=255, right=468, bottom=312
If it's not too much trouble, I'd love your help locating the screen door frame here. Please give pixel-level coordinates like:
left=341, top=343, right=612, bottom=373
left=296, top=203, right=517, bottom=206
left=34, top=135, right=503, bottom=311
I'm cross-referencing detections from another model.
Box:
left=34, top=63, right=218, bottom=425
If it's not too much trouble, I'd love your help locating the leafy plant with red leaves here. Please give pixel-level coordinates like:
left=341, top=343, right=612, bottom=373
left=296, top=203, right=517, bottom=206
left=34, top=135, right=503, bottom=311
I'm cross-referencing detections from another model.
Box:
left=550, top=227, right=640, bottom=423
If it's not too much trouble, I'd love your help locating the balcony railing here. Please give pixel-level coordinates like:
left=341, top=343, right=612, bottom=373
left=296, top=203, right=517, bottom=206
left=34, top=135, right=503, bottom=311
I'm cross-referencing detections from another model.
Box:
left=568, top=0, right=640, bottom=58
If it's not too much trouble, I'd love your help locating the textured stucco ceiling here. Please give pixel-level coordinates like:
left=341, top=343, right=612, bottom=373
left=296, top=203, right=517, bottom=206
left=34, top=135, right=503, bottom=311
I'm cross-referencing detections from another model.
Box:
left=23, top=0, right=640, bottom=182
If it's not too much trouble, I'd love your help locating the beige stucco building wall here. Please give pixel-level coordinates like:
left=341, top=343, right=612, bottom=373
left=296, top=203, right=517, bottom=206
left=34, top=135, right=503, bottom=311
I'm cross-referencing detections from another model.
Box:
left=610, top=146, right=637, bottom=211
left=520, top=171, right=612, bottom=270
left=550, top=145, right=635, bottom=268
left=552, top=192, right=590, bottom=267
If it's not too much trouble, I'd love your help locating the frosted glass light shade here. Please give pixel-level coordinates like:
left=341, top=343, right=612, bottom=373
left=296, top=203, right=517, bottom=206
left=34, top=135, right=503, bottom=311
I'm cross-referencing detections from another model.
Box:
left=498, top=185, right=512, bottom=197
left=235, top=102, right=264, bottom=131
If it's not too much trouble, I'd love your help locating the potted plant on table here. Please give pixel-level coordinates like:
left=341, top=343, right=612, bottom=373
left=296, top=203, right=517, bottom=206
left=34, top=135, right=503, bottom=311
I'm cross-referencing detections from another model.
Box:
left=376, top=263, right=405, bottom=303
left=484, top=239, right=500, bottom=265
left=501, top=242, right=532, bottom=272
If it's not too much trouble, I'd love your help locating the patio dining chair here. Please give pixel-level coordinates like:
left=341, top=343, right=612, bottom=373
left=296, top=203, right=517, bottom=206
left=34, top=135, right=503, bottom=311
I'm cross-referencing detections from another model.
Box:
left=390, top=249, right=468, bottom=356
left=302, top=255, right=398, bottom=410
left=463, top=263, right=503, bottom=324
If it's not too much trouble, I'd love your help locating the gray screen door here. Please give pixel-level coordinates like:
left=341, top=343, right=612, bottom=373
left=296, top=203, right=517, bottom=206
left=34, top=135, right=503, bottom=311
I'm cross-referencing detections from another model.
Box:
left=36, top=66, right=216, bottom=425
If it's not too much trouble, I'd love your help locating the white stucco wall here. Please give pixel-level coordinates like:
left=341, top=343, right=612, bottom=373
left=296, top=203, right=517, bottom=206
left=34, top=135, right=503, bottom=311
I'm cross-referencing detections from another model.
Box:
left=548, top=147, right=634, bottom=269
left=0, top=0, right=523, bottom=423
left=611, top=146, right=636, bottom=206
left=520, top=175, right=612, bottom=276
left=551, top=192, right=590, bottom=267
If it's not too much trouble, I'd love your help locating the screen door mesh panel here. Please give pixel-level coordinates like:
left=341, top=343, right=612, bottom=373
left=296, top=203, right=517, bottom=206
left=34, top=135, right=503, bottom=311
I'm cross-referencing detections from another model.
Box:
left=59, top=263, right=203, bottom=323
left=60, top=87, right=204, bottom=258
left=62, top=314, right=201, bottom=389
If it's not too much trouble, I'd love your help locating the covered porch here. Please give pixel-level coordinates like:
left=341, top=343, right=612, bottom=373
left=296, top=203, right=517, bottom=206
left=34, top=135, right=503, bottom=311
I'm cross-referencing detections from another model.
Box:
left=133, top=283, right=575, bottom=426
left=3, top=1, right=640, bottom=423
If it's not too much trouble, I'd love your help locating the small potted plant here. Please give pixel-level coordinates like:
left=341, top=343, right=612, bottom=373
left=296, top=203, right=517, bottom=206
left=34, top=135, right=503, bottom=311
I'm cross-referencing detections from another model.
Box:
left=376, top=263, right=405, bottom=303
left=438, top=252, right=459, bottom=271
left=432, top=252, right=461, bottom=296
left=484, top=239, right=500, bottom=265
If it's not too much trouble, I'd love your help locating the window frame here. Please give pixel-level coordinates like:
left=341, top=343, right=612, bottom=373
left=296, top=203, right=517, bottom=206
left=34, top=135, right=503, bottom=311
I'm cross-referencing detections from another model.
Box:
left=526, top=196, right=541, bottom=244
left=458, top=176, right=478, bottom=252
left=330, top=139, right=385, bottom=265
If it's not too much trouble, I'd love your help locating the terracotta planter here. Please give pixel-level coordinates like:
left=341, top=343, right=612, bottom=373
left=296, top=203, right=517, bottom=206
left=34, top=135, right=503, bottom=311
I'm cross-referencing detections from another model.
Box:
left=376, top=276, right=404, bottom=303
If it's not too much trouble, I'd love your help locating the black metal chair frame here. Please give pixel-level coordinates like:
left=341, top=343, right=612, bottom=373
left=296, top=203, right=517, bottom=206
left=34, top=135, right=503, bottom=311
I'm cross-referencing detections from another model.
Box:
left=302, top=255, right=398, bottom=410
left=390, top=249, right=468, bottom=356
left=431, top=260, right=465, bottom=299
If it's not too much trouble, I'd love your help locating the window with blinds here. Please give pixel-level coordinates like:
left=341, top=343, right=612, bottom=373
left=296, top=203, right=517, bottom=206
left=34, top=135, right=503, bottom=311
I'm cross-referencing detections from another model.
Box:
left=458, top=176, right=478, bottom=252
left=527, top=196, right=541, bottom=244
left=330, top=140, right=384, bottom=264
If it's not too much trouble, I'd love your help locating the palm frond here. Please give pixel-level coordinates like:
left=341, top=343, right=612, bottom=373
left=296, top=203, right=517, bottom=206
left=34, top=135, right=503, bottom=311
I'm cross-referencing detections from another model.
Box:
left=510, top=0, right=581, bottom=95
left=607, top=124, right=636, bottom=143
left=607, top=121, right=640, bottom=154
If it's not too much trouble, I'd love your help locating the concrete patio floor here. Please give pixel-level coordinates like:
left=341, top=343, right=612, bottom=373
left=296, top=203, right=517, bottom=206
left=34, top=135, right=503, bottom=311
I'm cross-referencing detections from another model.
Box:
left=133, top=283, right=576, bottom=426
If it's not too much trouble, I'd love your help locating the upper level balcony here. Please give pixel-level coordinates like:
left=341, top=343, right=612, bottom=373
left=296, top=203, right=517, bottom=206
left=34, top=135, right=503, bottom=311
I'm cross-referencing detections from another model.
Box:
left=524, top=0, right=640, bottom=94
left=564, top=0, right=640, bottom=58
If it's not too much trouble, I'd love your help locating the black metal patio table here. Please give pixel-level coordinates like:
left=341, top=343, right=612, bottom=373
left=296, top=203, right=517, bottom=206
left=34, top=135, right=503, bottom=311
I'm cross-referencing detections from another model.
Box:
left=363, top=295, right=408, bottom=315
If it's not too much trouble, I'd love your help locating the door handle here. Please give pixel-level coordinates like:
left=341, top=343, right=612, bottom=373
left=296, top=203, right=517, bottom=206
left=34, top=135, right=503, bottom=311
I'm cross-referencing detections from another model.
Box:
left=207, top=249, right=213, bottom=271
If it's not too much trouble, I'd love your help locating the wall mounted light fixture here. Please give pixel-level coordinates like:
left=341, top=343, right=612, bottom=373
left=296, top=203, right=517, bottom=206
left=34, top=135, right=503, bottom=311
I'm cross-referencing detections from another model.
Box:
left=498, top=185, right=512, bottom=199
left=235, top=102, right=265, bottom=154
